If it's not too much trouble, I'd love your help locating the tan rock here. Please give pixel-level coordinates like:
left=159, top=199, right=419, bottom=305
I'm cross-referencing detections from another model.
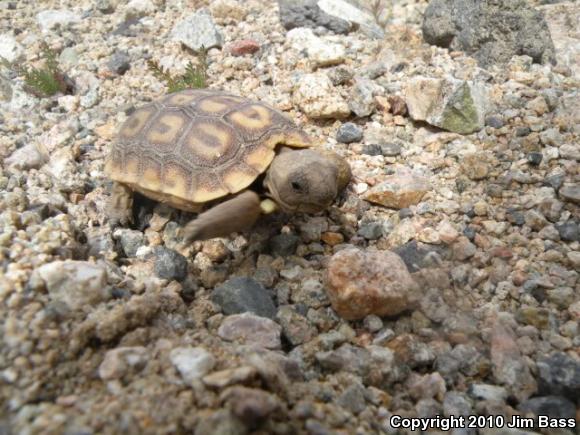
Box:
left=293, top=73, right=350, bottom=119
left=364, top=173, right=429, bottom=209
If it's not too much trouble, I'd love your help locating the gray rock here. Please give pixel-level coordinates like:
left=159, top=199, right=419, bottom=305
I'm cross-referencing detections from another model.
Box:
left=524, top=210, right=548, bottom=231
left=212, top=277, right=277, bottom=319
left=422, top=0, right=556, bottom=67
left=436, top=345, right=485, bottom=381
left=349, top=77, right=377, bottom=117
left=443, top=391, right=473, bottom=417
left=276, top=305, right=316, bottom=346
left=171, top=9, right=223, bottom=51
left=152, top=246, right=188, bottom=281
left=115, top=228, right=145, bottom=257
left=536, top=352, right=580, bottom=400
left=555, top=221, right=579, bottom=242
left=357, top=222, right=383, bottom=240
left=58, top=47, right=78, bottom=67
left=277, top=0, right=351, bottom=34
left=218, top=313, right=282, bottom=349
left=394, top=240, right=449, bottom=272
left=518, top=396, right=576, bottom=420
left=34, top=260, right=110, bottom=310
left=336, top=122, right=363, bottom=144
left=268, top=233, right=299, bottom=256
left=559, top=183, right=580, bottom=204
left=337, top=381, right=367, bottom=414
left=526, top=152, right=543, bottom=166
left=170, top=347, right=215, bottom=383
left=316, top=343, right=371, bottom=377
left=377, top=142, right=402, bottom=157
left=405, top=76, right=488, bottom=134
left=363, top=314, right=383, bottom=332
left=485, top=115, right=504, bottom=129
left=559, top=144, right=580, bottom=161
left=107, top=50, right=131, bottom=75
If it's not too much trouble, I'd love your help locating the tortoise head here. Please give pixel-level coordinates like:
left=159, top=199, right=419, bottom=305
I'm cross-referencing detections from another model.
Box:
left=264, top=149, right=351, bottom=213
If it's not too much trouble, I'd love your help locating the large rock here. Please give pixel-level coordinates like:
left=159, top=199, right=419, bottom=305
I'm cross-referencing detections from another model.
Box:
left=325, top=248, right=419, bottom=320
left=422, top=0, right=556, bottom=68
left=536, top=352, right=580, bottom=400
left=171, top=8, right=223, bottom=51
left=540, top=2, right=580, bottom=78
left=293, top=73, right=350, bottom=119
left=277, top=0, right=351, bottom=34
left=34, top=261, right=110, bottom=310
left=405, top=76, right=488, bottom=134
left=364, top=172, right=430, bottom=209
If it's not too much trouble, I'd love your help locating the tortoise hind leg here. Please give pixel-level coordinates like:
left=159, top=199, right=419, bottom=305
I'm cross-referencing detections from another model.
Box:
left=181, top=191, right=262, bottom=242
left=107, top=182, right=134, bottom=226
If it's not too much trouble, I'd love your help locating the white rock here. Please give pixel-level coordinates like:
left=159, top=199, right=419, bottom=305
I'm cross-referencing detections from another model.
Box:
left=124, top=0, right=155, bottom=19
left=170, top=347, right=216, bottom=383
left=99, top=347, right=148, bottom=380
left=171, top=9, right=223, bottom=51
left=293, top=73, right=350, bottom=119
left=34, top=261, right=110, bottom=310
left=36, top=9, right=81, bottom=32
left=0, top=34, right=23, bottom=63
left=5, top=143, right=48, bottom=170
left=287, top=28, right=345, bottom=67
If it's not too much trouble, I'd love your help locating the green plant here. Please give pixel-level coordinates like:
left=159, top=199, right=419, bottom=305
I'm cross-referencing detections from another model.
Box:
left=147, top=49, right=207, bottom=93
left=1, top=42, right=70, bottom=98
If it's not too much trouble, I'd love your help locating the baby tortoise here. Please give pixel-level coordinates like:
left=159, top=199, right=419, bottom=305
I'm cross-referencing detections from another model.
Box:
left=104, top=89, right=351, bottom=241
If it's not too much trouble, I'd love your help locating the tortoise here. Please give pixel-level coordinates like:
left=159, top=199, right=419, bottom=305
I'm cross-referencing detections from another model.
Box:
left=104, top=89, right=351, bottom=241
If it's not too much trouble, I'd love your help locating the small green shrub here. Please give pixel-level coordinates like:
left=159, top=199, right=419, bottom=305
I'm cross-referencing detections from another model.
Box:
left=1, top=42, right=71, bottom=98
left=147, top=49, right=207, bottom=93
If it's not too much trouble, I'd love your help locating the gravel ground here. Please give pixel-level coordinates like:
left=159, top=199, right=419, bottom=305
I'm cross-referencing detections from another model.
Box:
left=0, top=0, right=578, bottom=434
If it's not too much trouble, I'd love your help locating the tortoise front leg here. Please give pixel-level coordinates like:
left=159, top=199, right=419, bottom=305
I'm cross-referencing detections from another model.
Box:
left=181, top=191, right=262, bottom=242
left=107, top=182, right=134, bottom=226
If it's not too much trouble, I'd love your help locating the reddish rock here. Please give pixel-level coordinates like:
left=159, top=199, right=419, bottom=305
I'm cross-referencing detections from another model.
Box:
left=325, top=248, right=419, bottom=320
left=490, top=315, right=537, bottom=401
left=321, top=231, right=344, bottom=246
left=388, top=95, right=407, bottom=116
left=228, top=39, right=260, bottom=56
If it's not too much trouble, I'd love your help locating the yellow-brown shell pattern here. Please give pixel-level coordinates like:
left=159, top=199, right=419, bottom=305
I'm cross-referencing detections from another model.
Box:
left=104, top=89, right=312, bottom=206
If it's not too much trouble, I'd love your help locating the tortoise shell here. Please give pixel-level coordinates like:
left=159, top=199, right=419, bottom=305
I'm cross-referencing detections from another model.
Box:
left=104, top=89, right=311, bottom=211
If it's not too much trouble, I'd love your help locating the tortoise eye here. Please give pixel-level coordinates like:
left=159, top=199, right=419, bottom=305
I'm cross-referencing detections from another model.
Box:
left=291, top=181, right=303, bottom=192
